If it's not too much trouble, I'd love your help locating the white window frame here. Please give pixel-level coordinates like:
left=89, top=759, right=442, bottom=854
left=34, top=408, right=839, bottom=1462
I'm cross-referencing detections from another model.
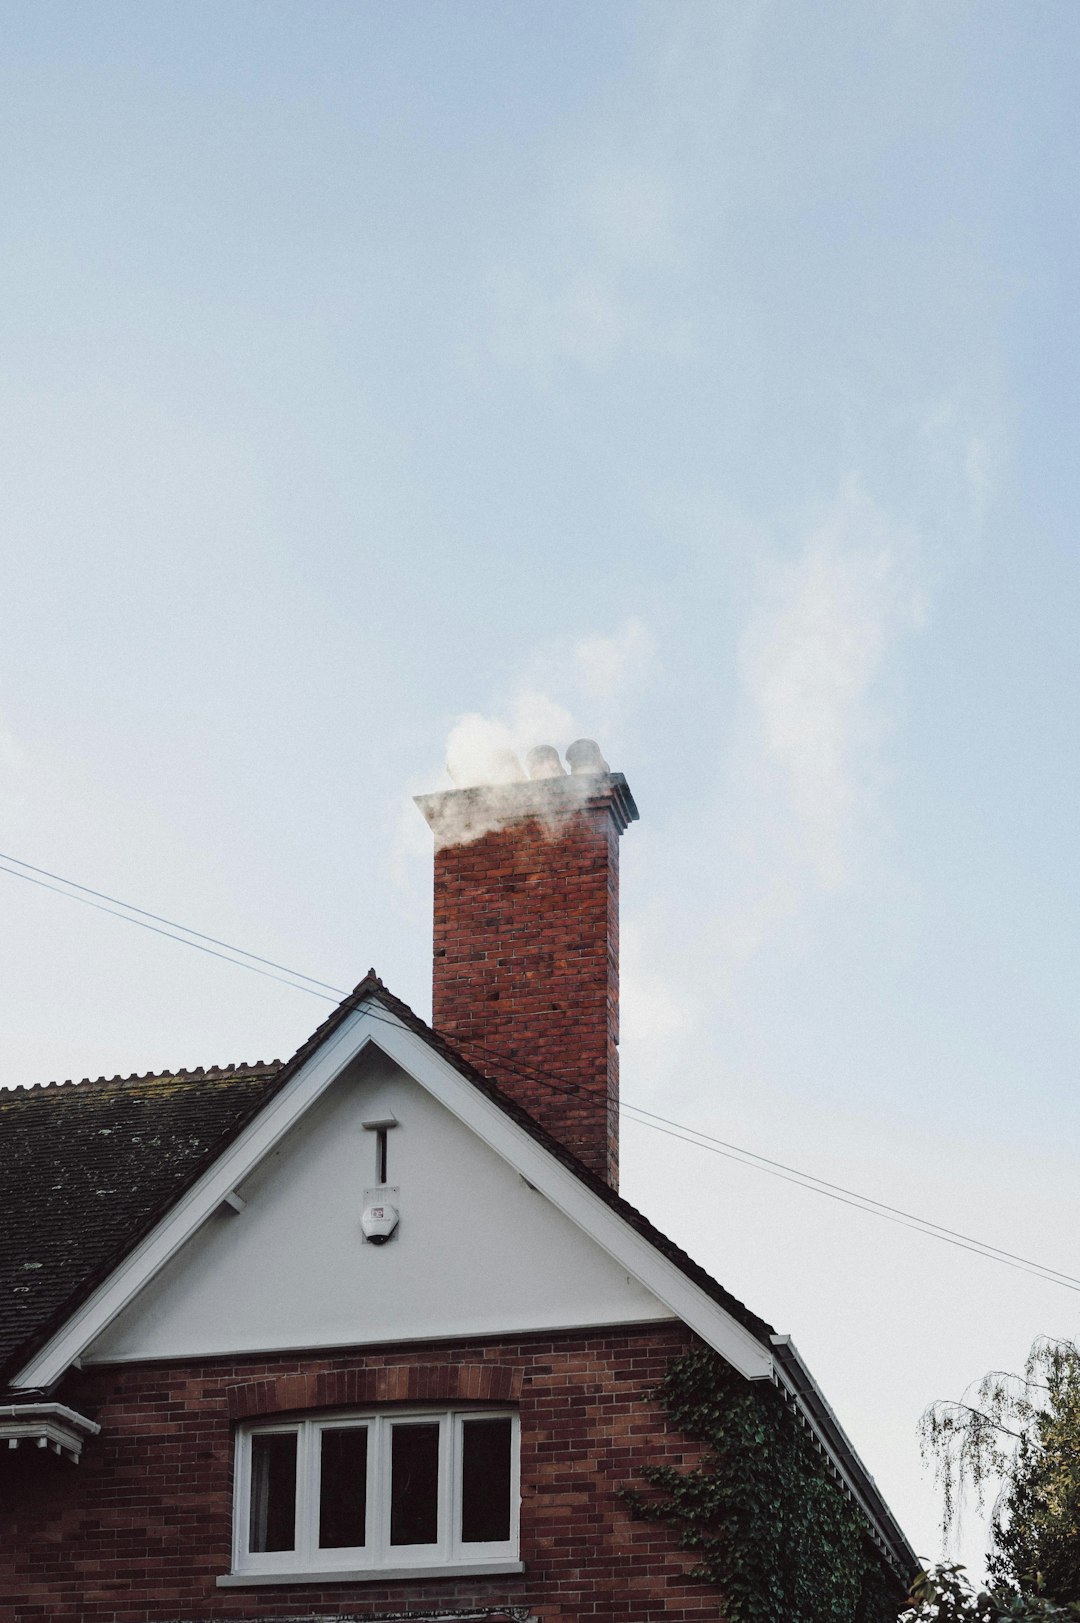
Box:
left=231, top=1408, right=520, bottom=1580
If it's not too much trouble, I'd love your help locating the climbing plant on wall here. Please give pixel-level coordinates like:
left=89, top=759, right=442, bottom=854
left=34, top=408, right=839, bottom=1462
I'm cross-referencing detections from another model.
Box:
left=623, top=1345, right=904, bottom=1623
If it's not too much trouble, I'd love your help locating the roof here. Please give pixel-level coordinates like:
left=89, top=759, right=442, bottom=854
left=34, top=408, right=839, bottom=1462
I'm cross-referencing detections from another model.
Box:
left=0, top=975, right=915, bottom=1575
left=0, top=1061, right=282, bottom=1386
left=0, top=973, right=773, bottom=1389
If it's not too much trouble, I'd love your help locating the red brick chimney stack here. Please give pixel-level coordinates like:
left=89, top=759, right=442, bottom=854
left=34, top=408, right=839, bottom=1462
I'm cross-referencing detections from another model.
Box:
left=415, top=748, right=638, bottom=1188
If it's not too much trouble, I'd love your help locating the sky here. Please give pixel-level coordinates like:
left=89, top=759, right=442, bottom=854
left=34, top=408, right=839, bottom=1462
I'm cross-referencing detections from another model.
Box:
left=2, top=0, right=1080, bottom=1578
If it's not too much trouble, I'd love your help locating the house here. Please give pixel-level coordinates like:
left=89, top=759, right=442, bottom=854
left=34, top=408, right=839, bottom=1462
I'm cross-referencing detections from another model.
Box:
left=0, top=753, right=916, bottom=1621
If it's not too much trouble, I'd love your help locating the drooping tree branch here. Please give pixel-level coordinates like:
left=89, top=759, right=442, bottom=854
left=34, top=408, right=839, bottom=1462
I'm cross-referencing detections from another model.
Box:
left=921, top=1337, right=1080, bottom=1602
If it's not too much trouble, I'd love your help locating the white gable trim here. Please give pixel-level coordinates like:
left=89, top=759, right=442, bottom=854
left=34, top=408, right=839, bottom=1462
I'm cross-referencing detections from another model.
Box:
left=367, top=1018, right=773, bottom=1382
left=13, top=1001, right=774, bottom=1390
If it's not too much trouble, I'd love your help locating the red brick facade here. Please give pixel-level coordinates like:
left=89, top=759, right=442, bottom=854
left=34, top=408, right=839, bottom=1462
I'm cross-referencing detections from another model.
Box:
left=0, top=1322, right=723, bottom=1623
left=427, top=782, right=627, bottom=1187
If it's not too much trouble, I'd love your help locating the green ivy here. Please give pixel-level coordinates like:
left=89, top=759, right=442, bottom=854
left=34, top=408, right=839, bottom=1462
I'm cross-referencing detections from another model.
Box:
left=622, top=1346, right=903, bottom=1623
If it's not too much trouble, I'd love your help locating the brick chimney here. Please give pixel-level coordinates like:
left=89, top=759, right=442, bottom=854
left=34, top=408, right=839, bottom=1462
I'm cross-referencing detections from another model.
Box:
left=415, top=750, right=638, bottom=1188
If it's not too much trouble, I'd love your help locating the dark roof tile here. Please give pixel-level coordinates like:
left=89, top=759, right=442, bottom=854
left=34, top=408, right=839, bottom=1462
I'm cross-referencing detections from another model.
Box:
left=0, top=1063, right=281, bottom=1381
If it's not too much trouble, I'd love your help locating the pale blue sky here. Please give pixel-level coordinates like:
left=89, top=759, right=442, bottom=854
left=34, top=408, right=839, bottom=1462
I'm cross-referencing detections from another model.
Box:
left=3, top=0, right=1079, bottom=1572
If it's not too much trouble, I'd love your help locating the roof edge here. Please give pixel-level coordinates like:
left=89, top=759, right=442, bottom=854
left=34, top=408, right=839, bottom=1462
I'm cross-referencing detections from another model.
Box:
left=771, top=1335, right=918, bottom=1579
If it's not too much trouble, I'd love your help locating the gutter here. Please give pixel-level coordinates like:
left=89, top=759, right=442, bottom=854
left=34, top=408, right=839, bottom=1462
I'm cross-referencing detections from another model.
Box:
left=770, top=1335, right=918, bottom=1580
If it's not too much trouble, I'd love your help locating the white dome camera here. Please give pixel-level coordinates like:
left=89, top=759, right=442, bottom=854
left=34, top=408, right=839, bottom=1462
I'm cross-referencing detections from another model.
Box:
left=361, top=1194, right=399, bottom=1245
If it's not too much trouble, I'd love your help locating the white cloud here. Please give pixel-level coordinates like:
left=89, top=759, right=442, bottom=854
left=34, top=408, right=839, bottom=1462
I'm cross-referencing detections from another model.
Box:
left=0, top=710, right=24, bottom=799
left=477, top=155, right=693, bottom=379
left=619, top=917, right=696, bottom=1091
left=579, top=167, right=681, bottom=271
left=963, top=434, right=992, bottom=522
left=574, top=617, right=654, bottom=703
left=485, top=267, right=628, bottom=374
left=486, top=265, right=690, bottom=378
left=920, top=394, right=997, bottom=528
left=735, top=479, right=924, bottom=897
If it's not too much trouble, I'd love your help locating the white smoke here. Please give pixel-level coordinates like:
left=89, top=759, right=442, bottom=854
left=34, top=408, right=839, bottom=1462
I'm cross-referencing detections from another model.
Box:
left=429, top=703, right=605, bottom=850
left=444, top=691, right=577, bottom=789
left=406, top=617, right=652, bottom=850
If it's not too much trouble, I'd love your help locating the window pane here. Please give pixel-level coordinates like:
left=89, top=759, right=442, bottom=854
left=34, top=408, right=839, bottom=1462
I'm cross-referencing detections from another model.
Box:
left=319, top=1427, right=368, bottom=1549
left=390, top=1422, right=440, bottom=1545
left=460, top=1417, right=512, bottom=1543
left=248, top=1432, right=297, bottom=1552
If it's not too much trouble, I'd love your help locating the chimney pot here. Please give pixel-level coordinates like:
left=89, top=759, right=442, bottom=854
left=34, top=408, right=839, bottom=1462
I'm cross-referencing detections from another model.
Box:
left=525, top=745, right=566, bottom=780
left=565, top=738, right=610, bottom=775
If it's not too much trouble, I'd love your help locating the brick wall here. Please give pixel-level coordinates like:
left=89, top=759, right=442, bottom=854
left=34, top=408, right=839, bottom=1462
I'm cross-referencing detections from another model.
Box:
left=0, top=1323, right=724, bottom=1622
left=428, top=784, right=626, bottom=1187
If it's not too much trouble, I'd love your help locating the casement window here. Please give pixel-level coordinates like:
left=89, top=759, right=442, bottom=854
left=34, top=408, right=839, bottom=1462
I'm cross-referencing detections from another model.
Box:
left=228, top=1409, right=520, bottom=1582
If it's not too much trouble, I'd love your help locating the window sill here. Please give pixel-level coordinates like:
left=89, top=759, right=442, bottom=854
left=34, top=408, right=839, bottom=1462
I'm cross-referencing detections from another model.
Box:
left=217, top=1559, right=525, bottom=1587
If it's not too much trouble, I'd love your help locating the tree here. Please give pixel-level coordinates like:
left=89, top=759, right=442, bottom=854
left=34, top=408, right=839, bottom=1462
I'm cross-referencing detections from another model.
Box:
left=901, top=1563, right=1080, bottom=1620
left=920, top=1338, right=1080, bottom=1604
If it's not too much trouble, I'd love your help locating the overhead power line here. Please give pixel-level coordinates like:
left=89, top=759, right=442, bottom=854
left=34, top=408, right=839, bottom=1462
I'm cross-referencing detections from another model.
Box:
left=620, top=1106, right=1080, bottom=1294
left=0, top=851, right=343, bottom=997
left=1, top=848, right=1076, bottom=1295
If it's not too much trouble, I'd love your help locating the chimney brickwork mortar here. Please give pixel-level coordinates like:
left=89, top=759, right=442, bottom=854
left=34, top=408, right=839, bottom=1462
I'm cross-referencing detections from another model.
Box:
left=416, top=774, right=637, bottom=1188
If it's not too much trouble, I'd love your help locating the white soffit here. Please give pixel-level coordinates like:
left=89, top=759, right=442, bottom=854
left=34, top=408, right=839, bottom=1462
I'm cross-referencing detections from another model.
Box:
left=13, top=1001, right=774, bottom=1389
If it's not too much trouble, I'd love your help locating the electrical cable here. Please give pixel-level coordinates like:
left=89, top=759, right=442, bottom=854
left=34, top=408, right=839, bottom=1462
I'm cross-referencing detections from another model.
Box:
left=0, top=850, right=344, bottom=995
left=0, top=853, right=599, bottom=1085
left=620, top=1103, right=1080, bottom=1290
left=619, top=1109, right=1080, bottom=1293
left=2, top=847, right=1077, bottom=1294
left=0, top=861, right=342, bottom=1001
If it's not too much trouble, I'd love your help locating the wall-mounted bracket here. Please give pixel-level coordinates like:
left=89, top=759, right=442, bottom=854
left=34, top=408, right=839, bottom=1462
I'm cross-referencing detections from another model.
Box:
left=363, top=1114, right=398, bottom=1185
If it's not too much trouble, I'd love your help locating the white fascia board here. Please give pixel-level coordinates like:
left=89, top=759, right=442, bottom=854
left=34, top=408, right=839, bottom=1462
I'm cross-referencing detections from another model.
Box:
left=13, top=1001, right=773, bottom=1389
left=363, top=1017, right=774, bottom=1382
